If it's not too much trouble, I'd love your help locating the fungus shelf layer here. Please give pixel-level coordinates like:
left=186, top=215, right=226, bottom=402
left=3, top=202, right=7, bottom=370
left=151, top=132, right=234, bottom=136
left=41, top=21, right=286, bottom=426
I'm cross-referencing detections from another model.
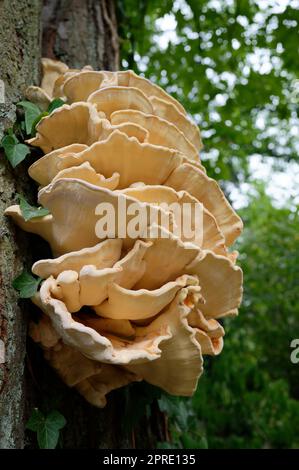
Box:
left=6, top=59, right=243, bottom=407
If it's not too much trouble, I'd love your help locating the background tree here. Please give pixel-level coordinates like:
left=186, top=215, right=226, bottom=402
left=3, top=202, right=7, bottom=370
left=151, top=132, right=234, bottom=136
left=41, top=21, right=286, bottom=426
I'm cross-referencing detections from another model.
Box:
left=118, top=0, right=299, bottom=181
left=157, top=189, right=299, bottom=449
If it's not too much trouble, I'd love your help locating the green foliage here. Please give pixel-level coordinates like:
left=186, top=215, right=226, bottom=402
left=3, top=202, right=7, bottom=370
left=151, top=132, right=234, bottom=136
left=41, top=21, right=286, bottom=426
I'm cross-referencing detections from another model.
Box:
left=12, top=271, right=42, bottom=299
left=117, top=0, right=299, bottom=181
left=18, top=101, right=43, bottom=135
left=0, top=99, right=38, bottom=167
left=47, top=98, right=65, bottom=113
left=158, top=190, right=299, bottom=449
left=18, top=194, right=50, bottom=221
left=16, top=98, right=64, bottom=139
left=158, top=395, right=208, bottom=449
left=237, top=187, right=299, bottom=396
left=1, top=133, right=30, bottom=168
left=31, top=111, right=49, bottom=136
left=1, top=96, right=65, bottom=167
left=26, top=408, right=66, bottom=449
left=117, top=5, right=299, bottom=448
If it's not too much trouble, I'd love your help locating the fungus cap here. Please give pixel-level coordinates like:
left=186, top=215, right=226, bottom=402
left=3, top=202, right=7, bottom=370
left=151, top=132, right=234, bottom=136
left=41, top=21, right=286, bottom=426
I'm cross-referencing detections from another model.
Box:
left=5, top=59, right=244, bottom=406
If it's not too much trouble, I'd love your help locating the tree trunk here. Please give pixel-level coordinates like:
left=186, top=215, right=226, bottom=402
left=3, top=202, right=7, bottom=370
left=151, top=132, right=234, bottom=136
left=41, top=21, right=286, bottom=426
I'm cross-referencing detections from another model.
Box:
left=0, top=0, right=43, bottom=448
left=42, top=0, right=119, bottom=70
left=0, top=0, right=145, bottom=449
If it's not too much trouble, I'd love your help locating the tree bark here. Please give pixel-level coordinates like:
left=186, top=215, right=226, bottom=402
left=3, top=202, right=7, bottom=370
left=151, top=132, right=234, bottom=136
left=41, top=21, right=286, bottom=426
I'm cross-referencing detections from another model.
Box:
left=0, top=0, right=143, bottom=449
left=0, top=0, right=42, bottom=448
left=42, top=0, right=119, bottom=70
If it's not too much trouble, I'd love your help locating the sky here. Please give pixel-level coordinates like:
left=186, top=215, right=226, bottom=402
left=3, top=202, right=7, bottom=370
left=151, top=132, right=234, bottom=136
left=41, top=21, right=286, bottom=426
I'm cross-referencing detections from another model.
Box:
left=153, top=0, right=299, bottom=209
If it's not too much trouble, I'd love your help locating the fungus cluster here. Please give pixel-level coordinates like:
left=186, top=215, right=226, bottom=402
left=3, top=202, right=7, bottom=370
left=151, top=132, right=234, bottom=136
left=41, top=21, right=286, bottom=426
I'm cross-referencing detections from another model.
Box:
left=5, top=59, right=243, bottom=407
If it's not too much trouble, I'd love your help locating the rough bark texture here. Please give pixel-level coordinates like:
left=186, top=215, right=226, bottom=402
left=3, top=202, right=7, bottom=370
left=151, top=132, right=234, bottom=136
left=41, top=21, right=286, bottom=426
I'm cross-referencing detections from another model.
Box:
left=0, top=0, right=155, bottom=449
left=0, top=0, right=42, bottom=448
left=42, top=0, right=119, bottom=70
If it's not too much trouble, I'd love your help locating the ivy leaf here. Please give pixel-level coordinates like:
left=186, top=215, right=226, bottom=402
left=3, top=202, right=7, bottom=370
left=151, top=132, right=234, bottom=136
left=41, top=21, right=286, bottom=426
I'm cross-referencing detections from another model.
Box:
left=48, top=98, right=65, bottom=113
left=158, top=395, right=190, bottom=430
left=19, top=194, right=50, bottom=221
left=26, top=409, right=66, bottom=449
left=31, top=111, right=49, bottom=136
left=37, top=411, right=66, bottom=449
left=6, top=127, right=17, bottom=138
left=12, top=271, right=42, bottom=298
left=1, top=134, right=30, bottom=168
left=18, top=101, right=42, bottom=135
left=46, top=410, right=66, bottom=430
left=26, top=408, right=45, bottom=432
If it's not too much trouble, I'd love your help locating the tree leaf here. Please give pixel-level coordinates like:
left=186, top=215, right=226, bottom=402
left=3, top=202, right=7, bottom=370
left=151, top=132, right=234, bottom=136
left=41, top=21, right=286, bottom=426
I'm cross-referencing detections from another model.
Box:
left=12, top=271, right=42, bottom=298
left=37, top=425, right=59, bottom=450
left=26, top=409, right=66, bottom=449
left=18, top=101, right=42, bottom=135
left=6, top=128, right=18, bottom=139
left=48, top=98, right=65, bottom=113
left=31, top=111, right=49, bottom=137
left=26, top=408, right=45, bottom=432
left=1, top=134, right=30, bottom=168
left=19, top=194, right=50, bottom=221
left=38, top=411, right=66, bottom=449
left=46, top=410, right=67, bottom=430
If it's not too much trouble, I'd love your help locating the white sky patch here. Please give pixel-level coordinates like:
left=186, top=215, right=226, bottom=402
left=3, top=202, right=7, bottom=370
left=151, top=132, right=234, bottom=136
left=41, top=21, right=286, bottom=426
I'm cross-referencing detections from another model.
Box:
left=257, top=0, right=298, bottom=12
left=232, top=38, right=241, bottom=50
left=153, top=0, right=295, bottom=50
left=229, top=155, right=299, bottom=209
left=173, top=0, right=193, bottom=17
left=214, top=93, right=229, bottom=106
left=209, top=0, right=234, bottom=11
left=247, top=48, right=278, bottom=75
left=154, top=14, right=178, bottom=50
left=149, top=0, right=299, bottom=207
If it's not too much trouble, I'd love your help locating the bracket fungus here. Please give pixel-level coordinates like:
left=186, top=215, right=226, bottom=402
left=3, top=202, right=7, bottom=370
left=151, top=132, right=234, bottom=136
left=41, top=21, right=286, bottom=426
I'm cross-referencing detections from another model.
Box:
left=5, top=60, right=243, bottom=407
